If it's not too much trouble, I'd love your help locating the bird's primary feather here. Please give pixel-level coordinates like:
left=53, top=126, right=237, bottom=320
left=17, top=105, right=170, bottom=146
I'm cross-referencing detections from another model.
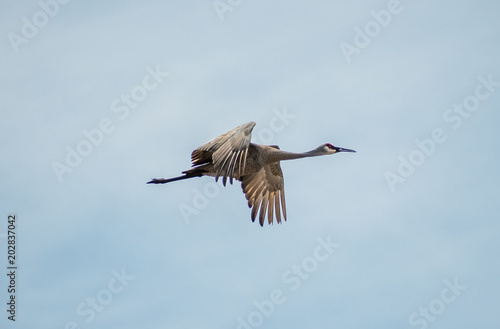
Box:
left=191, top=122, right=256, bottom=185
left=240, top=162, right=286, bottom=226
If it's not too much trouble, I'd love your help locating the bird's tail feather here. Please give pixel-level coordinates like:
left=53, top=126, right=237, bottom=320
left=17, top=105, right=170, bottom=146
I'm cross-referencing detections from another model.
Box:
left=147, top=171, right=203, bottom=184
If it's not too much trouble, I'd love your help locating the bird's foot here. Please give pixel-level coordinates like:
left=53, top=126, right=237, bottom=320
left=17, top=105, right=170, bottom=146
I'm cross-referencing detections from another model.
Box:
left=147, top=178, right=166, bottom=184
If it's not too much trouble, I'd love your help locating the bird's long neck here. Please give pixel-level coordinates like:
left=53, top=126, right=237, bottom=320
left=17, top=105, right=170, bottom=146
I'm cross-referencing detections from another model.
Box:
left=267, top=148, right=324, bottom=162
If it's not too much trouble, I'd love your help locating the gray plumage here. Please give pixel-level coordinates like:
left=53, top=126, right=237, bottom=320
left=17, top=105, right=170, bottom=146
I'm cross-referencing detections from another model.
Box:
left=148, top=121, right=355, bottom=226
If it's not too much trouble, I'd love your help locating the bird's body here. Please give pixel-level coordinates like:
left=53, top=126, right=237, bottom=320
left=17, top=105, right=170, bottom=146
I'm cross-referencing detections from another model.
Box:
left=148, top=122, right=355, bottom=226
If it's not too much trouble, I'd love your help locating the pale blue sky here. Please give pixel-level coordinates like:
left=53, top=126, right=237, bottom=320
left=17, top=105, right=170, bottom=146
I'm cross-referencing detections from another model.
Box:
left=1, top=1, right=499, bottom=328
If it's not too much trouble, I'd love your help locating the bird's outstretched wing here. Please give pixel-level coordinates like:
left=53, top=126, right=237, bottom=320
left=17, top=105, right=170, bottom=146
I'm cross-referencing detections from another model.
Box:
left=191, top=121, right=256, bottom=185
left=241, top=162, right=287, bottom=226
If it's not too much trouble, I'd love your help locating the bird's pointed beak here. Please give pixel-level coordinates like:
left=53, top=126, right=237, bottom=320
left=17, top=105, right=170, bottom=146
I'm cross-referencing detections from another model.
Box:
left=336, top=147, right=356, bottom=153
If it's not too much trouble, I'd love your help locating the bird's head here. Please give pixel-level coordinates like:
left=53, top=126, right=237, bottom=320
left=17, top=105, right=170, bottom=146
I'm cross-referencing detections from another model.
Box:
left=320, top=143, right=356, bottom=155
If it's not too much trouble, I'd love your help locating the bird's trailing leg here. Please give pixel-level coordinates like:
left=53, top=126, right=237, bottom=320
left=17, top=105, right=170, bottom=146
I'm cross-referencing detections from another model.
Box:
left=147, top=178, right=176, bottom=184
left=147, top=171, right=204, bottom=184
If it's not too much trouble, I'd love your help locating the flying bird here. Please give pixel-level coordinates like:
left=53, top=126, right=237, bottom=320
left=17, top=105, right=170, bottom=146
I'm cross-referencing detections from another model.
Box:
left=148, top=122, right=355, bottom=226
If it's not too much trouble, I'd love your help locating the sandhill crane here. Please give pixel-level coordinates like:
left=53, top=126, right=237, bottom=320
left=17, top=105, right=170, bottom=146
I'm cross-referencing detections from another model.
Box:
left=148, top=122, right=355, bottom=226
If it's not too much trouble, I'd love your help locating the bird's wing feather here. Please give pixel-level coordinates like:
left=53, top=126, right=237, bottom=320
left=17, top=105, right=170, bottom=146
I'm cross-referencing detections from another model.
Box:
left=241, top=162, right=287, bottom=226
left=191, top=121, right=256, bottom=185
